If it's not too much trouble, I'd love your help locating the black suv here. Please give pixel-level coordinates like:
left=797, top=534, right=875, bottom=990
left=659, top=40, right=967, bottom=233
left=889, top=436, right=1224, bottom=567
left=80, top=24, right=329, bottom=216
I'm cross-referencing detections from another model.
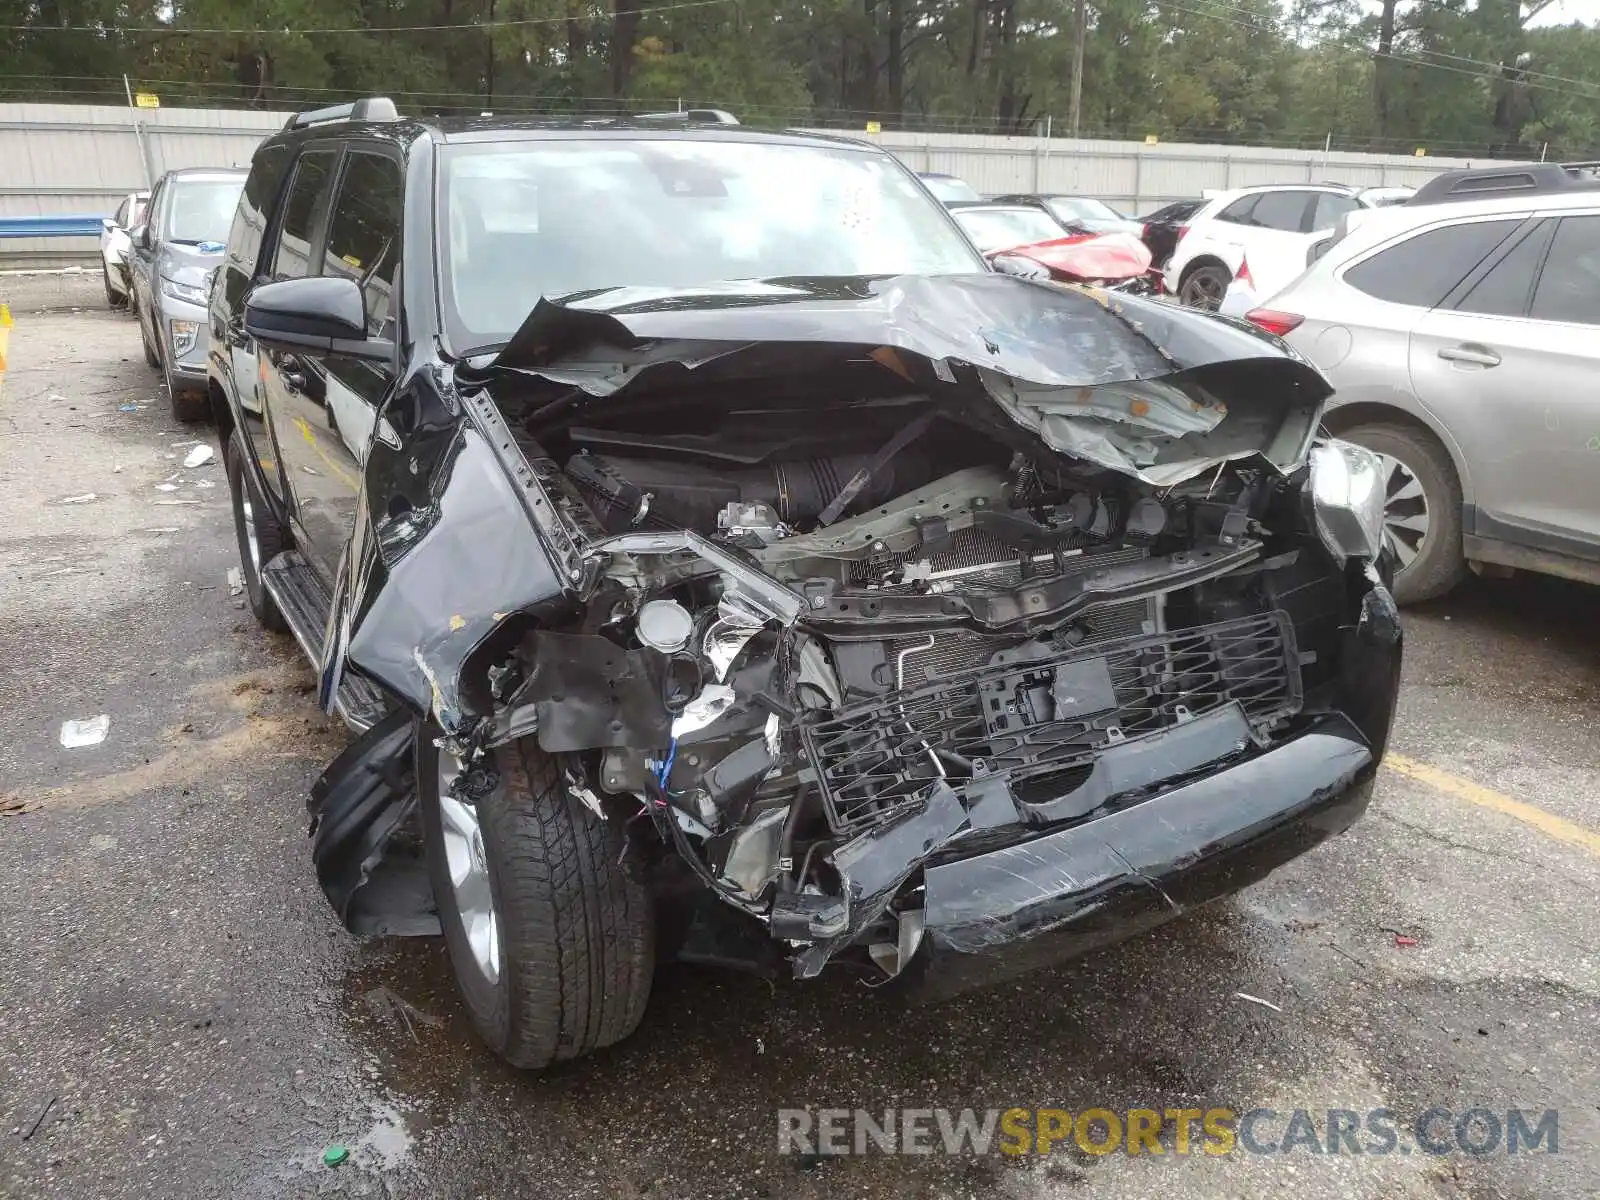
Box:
left=209, top=98, right=1402, bottom=1070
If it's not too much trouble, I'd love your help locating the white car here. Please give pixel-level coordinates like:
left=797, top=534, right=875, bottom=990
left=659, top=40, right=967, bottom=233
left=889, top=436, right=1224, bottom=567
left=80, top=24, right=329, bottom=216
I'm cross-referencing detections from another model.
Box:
left=100, top=190, right=150, bottom=309
left=1165, top=184, right=1400, bottom=311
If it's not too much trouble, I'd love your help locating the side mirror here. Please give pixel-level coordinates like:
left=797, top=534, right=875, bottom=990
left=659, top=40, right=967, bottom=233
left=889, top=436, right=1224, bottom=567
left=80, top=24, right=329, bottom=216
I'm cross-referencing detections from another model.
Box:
left=990, top=253, right=1051, bottom=281
left=245, top=276, right=393, bottom=361
left=134, top=225, right=151, bottom=250
left=102, top=217, right=116, bottom=231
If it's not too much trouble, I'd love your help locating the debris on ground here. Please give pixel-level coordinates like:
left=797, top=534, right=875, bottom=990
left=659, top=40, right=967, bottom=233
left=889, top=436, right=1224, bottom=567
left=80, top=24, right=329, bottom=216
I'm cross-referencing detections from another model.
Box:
left=59, top=492, right=97, bottom=504
left=322, top=1145, right=350, bottom=1168
left=59, top=714, right=111, bottom=748
left=22, top=1097, right=57, bottom=1140
left=1394, top=934, right=1419, bottom=948
left=1, top=794, right=40, bottom=816
left=227, top=567, right=243, bottom=596
left=1233, top=991, right=1285, bottom=1014
left=118, top=402, right=140, bottom=412
left=155, top=482, right=178, bottom=492
left=182, top=444, right=214, bottom=468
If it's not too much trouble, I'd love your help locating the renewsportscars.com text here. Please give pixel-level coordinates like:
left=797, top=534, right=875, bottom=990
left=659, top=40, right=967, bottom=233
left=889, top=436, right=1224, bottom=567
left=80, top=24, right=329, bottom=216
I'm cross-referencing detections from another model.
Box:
left=776, top=1107, right=1559, bottom=1158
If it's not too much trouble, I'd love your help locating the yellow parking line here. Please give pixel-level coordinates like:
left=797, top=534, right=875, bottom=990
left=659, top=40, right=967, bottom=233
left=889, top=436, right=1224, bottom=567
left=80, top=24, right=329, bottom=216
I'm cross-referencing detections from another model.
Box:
left=1384, top=752, right=1600, bottom=857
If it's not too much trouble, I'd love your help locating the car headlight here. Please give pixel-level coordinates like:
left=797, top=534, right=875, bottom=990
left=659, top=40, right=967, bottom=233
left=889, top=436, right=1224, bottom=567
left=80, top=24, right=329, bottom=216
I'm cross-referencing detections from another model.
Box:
left=1309, top=439, right=1386, bottom=564
left=160, top=276, right=209, bottom=306
left=169, top=319, right=199, bottom=357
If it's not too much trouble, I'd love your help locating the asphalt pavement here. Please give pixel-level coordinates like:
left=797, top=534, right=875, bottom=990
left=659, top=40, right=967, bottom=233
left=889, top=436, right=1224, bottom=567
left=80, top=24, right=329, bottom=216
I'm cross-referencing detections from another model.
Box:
left=1, top=287, right=1596, bottom=1200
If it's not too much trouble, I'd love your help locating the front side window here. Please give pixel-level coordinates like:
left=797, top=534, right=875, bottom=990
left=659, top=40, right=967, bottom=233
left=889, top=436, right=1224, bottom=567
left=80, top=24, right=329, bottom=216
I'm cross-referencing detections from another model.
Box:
left=1345, top=219, right=1520, bottom=308
left=1529, top=215, right=1600, bottom=325
left=272, top=151, right=338, bottom=281
left=163, top=177, right=246, bottom=245
left=439, top=139, right=985, bottom=352
left=322, top=152, right=404, bottom=338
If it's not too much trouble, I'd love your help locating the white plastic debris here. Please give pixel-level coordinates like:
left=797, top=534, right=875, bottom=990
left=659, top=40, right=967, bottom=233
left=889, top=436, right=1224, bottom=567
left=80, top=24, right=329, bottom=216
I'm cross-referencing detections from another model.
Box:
left=60, top=493, right=97, bottom=504
left=154, top=483, right=178, bottom=492
left=153, top=499, right=200, bottom=506
left=182, top=445, right=214, bottom=468
left=144, top=527, right=180, bottom=534
left=192, top=480, right=215, bottom=489
left=60, top=715, right=110, bottom=748
left=1234, top=991, right=1284, bottom=1014
left=227, top=567, right=244, bottom=596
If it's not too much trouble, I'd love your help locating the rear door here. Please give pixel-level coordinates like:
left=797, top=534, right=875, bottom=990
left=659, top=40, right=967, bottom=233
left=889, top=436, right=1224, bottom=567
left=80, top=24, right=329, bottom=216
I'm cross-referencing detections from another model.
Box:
left=259, top=146, right=343, bottom=577
left=216, top=143, right=293, bottom=497
left=1409, top=211, right=1600, bottom=560
left=1215, top=189, right=1322, bottom=275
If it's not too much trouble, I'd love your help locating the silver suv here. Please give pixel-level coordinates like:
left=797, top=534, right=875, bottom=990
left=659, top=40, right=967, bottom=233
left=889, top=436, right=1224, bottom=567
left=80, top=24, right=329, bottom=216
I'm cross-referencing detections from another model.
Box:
left=1254, top=164, right=1600, bottom=603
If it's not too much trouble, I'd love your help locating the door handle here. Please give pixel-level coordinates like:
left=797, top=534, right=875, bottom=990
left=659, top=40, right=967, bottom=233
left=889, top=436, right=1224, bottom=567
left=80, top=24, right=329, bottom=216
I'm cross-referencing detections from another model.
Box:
left=1438, top=344, right=1501, bottom=367
left=283, top=371, right=307, bottom=392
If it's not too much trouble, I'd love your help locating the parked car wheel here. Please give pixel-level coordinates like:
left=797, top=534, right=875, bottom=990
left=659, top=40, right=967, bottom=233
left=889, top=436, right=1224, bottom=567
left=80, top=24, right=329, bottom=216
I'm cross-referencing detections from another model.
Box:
left=225, top=435, right=289, bottom=633
left=103, top=266, right=126, bottom=310
left=1178, top=263, right=1231, bottom=310
left=420, top=734, right=654, bottom=1070
left=139, top=309, right=160, bottom=368
left=1339, top=422, right=1466, bottom=605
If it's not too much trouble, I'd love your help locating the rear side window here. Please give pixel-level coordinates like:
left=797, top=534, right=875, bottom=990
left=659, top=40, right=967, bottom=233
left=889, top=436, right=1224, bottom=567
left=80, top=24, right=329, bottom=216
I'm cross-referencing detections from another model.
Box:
left=1455, top=220, right=1550, bottom=317
left=272, top=150, right=338, bottom=281
left=321, top=152, right=404, bottom=338
left=1216, top=195, right=1256, bottom=224
left=1311, top=193, right=1360, bottom=231
left=1345, top=219, right=1520, bottom=307
left=1250, top=191, right=1313, bottom=232
left=1529, top=215, right=1600, bottom=325
left=226, top=145, right=290, bottom=281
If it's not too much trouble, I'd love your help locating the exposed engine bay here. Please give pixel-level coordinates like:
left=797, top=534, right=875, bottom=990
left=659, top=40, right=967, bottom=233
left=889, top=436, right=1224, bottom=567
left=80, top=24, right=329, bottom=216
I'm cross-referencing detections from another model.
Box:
left=466, top=357, right=1346, bottom=982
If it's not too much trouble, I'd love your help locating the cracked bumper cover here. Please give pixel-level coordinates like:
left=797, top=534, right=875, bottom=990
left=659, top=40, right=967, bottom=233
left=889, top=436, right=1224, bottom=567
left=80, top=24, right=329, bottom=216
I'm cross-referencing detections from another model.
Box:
left=912, top=710, right=1375, bottom=996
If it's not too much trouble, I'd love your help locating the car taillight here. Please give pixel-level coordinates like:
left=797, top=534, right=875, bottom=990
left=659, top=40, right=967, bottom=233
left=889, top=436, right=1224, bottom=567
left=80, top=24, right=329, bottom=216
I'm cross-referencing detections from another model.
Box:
left=1245, top=308, right=1303, bottom=337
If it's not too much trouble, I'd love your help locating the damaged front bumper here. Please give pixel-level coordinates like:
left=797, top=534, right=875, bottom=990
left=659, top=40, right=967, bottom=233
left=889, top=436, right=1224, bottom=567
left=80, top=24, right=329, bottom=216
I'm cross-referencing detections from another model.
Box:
left=914, top=711, right=1374, bottom=996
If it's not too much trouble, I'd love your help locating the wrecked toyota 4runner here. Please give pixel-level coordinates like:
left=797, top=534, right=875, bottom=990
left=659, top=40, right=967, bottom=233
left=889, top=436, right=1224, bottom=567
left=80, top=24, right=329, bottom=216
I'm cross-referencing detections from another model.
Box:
left=212, top=105, right=1400, bottom=1070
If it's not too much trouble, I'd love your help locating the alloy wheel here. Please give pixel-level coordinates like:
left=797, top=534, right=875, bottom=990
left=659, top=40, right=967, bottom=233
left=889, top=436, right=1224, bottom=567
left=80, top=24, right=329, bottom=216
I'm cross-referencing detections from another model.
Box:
left=437, top=753, right=502, bottom=984
left=1376, top=452, right=1430, bottom=572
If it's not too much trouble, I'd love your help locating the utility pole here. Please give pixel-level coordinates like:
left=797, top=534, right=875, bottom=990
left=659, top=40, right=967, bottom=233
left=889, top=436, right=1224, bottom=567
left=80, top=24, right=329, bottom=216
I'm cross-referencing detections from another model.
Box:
left=1068, top=0, right=1086, bottom=137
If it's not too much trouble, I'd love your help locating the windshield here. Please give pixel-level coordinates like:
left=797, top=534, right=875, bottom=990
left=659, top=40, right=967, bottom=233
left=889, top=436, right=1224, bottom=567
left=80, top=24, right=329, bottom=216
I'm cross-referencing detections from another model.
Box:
left=1046, top=197, right=1123, bottom=224
left=164, top=179, right=243, bottom=245
left=440, top=139, right=985, bottom=351
left=919, top=174, right=981, bottom=203
left=954, top=207, right=1064, bottom=252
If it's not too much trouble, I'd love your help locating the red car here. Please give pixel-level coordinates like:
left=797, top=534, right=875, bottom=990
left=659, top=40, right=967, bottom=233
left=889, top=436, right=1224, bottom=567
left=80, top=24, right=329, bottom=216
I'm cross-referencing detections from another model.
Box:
left=953, top=203, right=1154, bottom=288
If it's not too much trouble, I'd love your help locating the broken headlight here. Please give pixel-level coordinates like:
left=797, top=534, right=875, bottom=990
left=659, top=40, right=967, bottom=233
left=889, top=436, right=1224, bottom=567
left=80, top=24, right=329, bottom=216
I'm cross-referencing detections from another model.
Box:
left=161, top=276, right=209, bottom=306
left=1309, top=438, right=1386, bottom=564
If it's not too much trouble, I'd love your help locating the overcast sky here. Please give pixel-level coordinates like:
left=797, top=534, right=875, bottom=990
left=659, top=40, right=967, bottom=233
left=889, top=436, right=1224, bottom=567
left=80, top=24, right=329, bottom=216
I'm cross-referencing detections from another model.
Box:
left=1524, top=0, right=1600, bottom=25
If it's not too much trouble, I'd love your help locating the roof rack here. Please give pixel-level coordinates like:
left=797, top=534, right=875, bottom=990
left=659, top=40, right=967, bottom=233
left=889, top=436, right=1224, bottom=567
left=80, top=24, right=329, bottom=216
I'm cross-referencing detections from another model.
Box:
left=1408, top=162, right=1600, bottom=206
left=284, top=97, right=400, bottom=131
left=633, top=108, right=740, bottom=126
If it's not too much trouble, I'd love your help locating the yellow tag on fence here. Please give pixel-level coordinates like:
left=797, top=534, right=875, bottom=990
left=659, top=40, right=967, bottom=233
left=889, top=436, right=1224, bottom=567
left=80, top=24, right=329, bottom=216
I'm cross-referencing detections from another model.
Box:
left=0, top=304, right=11, bottom=377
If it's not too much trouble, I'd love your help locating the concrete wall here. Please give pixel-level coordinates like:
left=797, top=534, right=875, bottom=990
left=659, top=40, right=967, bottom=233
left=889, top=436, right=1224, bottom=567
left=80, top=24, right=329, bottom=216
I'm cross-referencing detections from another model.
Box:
left=834, top=129, right=1499, bottom=212
left=0, top=103, right=289, bottom=261
left=0, top=103, right=1501, bottom=265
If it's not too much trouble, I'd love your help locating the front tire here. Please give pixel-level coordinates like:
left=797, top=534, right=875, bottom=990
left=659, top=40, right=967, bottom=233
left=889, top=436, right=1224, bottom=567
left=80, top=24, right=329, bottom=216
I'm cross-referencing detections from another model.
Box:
left=420, top=735, right=654, bottom=1069
left=225, top=435, right=289, bottom=632
left=1338, top=422, right=1466, bottom=605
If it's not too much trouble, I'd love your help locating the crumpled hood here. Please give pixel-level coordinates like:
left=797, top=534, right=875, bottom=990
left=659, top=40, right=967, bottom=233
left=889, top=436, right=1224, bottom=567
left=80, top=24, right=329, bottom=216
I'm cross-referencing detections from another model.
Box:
left=488, top=273, right=1332, bottom=485
left=158, top=241, right=224, bottom=288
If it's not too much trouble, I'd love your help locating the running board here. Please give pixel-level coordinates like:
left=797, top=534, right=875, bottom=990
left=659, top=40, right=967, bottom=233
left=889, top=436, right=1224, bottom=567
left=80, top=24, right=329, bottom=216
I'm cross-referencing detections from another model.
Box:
left=260, top=551, right=391, bottom=733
